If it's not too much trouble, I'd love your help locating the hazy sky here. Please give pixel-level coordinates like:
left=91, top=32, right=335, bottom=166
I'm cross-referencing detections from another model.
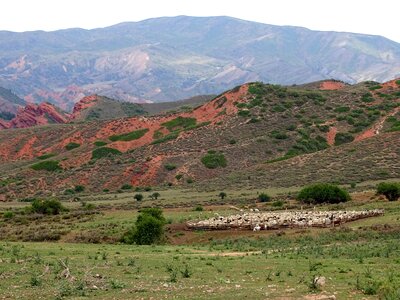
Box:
left=2, top=0, right=399, bottom=42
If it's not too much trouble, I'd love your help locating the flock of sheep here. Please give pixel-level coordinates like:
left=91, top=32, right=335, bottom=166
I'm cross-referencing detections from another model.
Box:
left=187, top=209, right=384, bottom=231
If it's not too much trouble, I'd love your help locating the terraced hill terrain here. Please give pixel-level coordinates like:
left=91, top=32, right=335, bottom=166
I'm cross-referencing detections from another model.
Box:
left=0, top=79, right=399, bottom=200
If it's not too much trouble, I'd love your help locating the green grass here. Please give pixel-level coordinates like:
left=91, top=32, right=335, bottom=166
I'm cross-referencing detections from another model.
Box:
left=37, top=153, right=55, bottom=160
left=109, top=128, right=149, bottom=142
left=1, top=196, right=400, bottom=299
left=161, top=117, right=197, bottom=132
left=30, top=160, right=61, bottom=171
left=91, top=147, right=122, bottom=159
left=151, top=132, right=179, bottom=144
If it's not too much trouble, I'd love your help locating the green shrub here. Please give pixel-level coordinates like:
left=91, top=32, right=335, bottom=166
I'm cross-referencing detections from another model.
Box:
left=194, top=205, right=204, bottom=211
left=161, top=117, right=196, bottom=132
left=31, top=160, right=61, bottom=171
left=74, top=185, right=85, bottom=193
left=396, top=80, right=400, bottom=85
left=297, top=183, right=350, bottom=204
left=369, top=85, right=382, bottom=91
left=134, top=194, right=143, bottom=201
left=238, top=110, right=251, bottom=117
left=334, top=132, right=354, bottom=146
left=65, top=142, right=80, bottom=151
left=175, top=174, right=183, bottom=180
left=219, top=192, right=227, bottom=200
left=122, top=208, right=165, bottom=245
left=258, top=193, right=271, bottom=202
left=334, top=106, right=350, bottom=113
left=150, top=192, right=160, bottom=200
left=3, top=211, right=14, bottom=219
left=94, top=141, right=108, bottom=147
left=121, top=184, right=132, bottom=190
left=37, top=153, right=55, bottom=160
left=109, top=128, right=149, bottom=142
left=376, top=182, right=400, bottom=201
left=30, top=199, right=66, bottom=215
left=164, top=163, right=176, bottom=171
left=270, top=130, right=288, bottom=140
left=201, top=151, right=227, bottom=169
left=91, top=147, right=122, bottom=159
left=151, top=132, right=179, bottom=144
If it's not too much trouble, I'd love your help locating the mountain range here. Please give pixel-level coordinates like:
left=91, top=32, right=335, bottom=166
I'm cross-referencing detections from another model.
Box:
left=0, top=78, right=399, bottom=199
left=0, top=16, right=399, bottom=110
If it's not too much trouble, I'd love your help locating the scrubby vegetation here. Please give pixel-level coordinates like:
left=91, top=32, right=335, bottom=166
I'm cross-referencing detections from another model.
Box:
left=37, top=153, right=55, bottom=160
left=258, top=192, right=271, bottom=202
left=65, top=142, right=80, bottom=150
left=161, top=117, right=197, bottom=132
left=91, top=147, right=122, bottom=159
left=109, top=128, right=149, bottom=142
left=201, top=150, right=227, bottom=169
left=31, top=160, right=61, bottom=171
left=94, top=141, right=108, bottom=147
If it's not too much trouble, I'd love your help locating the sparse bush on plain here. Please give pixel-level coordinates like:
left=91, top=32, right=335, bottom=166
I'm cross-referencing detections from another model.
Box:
left=30, top=199, right=66, bottom=215
left=134, top=193, right=143, bottom=201
left=122, top=208, right=165, bottom=245
left=297, top=183, right=350, bottom=204
left=258, top=193, right=271, bottom=202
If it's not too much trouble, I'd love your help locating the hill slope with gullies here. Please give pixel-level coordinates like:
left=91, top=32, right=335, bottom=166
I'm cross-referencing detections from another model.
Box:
left=0, top=78, right=399, bottom=200
left=1, top=16, right=400, bottom=109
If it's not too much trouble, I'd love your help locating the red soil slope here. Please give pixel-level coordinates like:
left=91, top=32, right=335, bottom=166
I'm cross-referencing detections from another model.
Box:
left=5, top=103, right=69, bottom=129
left=319, top=80, right=346, bottom=90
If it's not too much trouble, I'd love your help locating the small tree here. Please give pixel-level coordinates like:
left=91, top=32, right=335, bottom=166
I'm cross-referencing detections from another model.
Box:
left=218, top=192, right=227, bottom=200
left=150, top=192, right=160, bottom=200
left=297, top=183, right=350, bottom=204
left=377, top=182, right=400, bottom=202
left=134, top=194, right=143, bottom=201
left=258, top=193, right=271, bottom=202
left=122, top=208, right=166, bottom=245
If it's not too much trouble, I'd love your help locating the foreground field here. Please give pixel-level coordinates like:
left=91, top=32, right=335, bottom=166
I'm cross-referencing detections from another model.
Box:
left=0, top=188, right=400, bottom=299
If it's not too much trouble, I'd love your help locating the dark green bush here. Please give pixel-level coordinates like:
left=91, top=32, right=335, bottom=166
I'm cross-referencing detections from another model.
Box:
left=297, top=183, right=350, bottom=204
left=164, top=163, right=176, bottom=171
left=121, top=184, right=132, bottom=190
left=94, top=141, right=108, bottom=147
left=258, top=193, right=271, bottom=202
left=30, top=199, right=66, bottom=215
left=134, top=194, right=143, bottom=201
left=334, top=132, right=354, bottom=146
left=91, top=147, right=122, bottom=159
left=37, top=153, right=55, bottom=160
left=74, top=185, right=85, bottom=193
left=219, top=192, right=227, bottom=200
left=65, top=142, right=80, bottom=151
left=109, top=128, right=149, bottom=142
left=334, top=106, right=350, bottom=113
left=122, top=208, right=165, bottom=245
left=31, top=160, right=61, bottom=171
left=201, top=151, right=227, bottom=169
left=376, top=182, right=400, bottom=201
left=150, top=192, right=160, bottom=200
